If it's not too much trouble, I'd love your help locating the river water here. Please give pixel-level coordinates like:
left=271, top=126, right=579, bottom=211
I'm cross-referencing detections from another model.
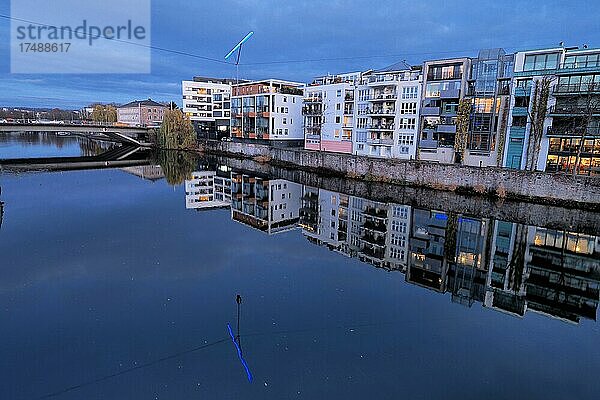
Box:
left=1, top=133, right=599, bottom=399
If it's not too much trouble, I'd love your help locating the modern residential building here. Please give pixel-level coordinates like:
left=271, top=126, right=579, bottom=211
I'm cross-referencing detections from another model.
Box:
left=303, top=72, right=361, bottom=154
left=231, top=79, right=305, bottom=146
left=418, top=57, right=471, bottom=163
left=230, top=173, right=302, bottom=234
left=185, top=169, right=232, bottom=210
left=463, top=49, right=514, bottom=167
left=116, top=99, right=167, bottom=127
left=504, top=46, right=600, bottom=175
left=182, top=77, right=234, bottom=140
left=354, top=64, right=422, bottom=159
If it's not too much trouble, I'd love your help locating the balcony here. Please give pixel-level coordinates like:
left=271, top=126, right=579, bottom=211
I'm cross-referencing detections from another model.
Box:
left=437, top=124, right=456, bottom=134
left=440, top=88, right=461, bottom=99
left=360, top=233, right=386, bottom=247
left=305, top=134, right=321, bottom=140
left=427, top=71, right=463, bottom=81
left=553, top=84, right=600, bottom=95
left=548, top=105, right=600, bottom=116
left=546, top=126, right=600, bottom=136
left=364, top=207, right=388, bottom=218
left=359, top=245, right=385, bottom=260
left=305, top=95, right=323, bottom=103
left=366, top=138, right=394, bottom=146
left=557, top=60, right=600, bottom=74
left=514, top=86, right=532, bottom=97
left=366, top=124, right=394, bottom=131
left=367, top=108, right=395, bottom=116
left=421, top=106, right=441, bottom=116
left=363, top=220, right=387, bottom=232
left=345, top=93, right=354, bottom=101
left=367, top=92, right=397, bottom=102
left=419, top=139, right=438, bottom=149
left=512, top=106, right=529, bottom=117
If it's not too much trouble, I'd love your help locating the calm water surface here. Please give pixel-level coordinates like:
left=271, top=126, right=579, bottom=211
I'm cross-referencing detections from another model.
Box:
left=1, top=136, right=599, bottom=400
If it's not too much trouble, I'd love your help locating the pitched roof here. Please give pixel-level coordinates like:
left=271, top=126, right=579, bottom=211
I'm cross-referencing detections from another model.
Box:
left=118, top=99, right=166, bottom=109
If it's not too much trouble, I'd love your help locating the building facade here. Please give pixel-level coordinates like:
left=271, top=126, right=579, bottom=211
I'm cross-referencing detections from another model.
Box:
left=182, top=77, right=234, bottom=140
left=354, top=65, right=421, bottom=159
left=116, top=99, right=167, bottom=127
left=231, top=80, right=305, bottom=146
left=418, top=57, right=471, bottom=164
left=303, top=73, right=360, bottom=154
left=504, top=46, right=600, bottom=175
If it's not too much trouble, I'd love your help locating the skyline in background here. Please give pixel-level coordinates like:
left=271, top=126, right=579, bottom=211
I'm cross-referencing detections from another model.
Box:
left=1, top=0, right=599, bottom=108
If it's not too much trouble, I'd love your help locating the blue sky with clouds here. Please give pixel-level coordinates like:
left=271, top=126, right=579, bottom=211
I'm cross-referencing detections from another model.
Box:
left=0, top=0, right=599, bottom=109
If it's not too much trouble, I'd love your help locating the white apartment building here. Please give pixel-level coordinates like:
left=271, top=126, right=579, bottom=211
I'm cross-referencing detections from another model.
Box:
left=231, top=174, right=302, bottom=234
left=185, top=170, right=232, bottom=210
left=231, top=79, right=304, bottom=145
left=182, top=77, right=233, bottom=140
left=303, top=73, right=361, bottom=154
left=354, top=64, right=422, bottom=159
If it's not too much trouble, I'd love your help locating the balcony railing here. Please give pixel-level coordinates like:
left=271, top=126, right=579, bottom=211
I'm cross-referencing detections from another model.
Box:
left=366, top=124, right=394, bottom=131
left=427, top=71, right=462, bottom=81
left=546, top=126, right=600, bottom=136
left=364, top=207, right=388, bottom=218
left=367, top=93, right=397, bottom=101
left=366, top=137, right=394, bottom=145
left=548, top=105, right=600, bottom=115
left=553, top=84, right=600, bottom=95
left=368, top=108, right=396, bottom=116
left=421, top=106, right=440, bottom=116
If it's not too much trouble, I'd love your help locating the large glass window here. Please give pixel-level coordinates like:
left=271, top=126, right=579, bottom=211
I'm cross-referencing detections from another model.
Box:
left=523, top=52, right=560, bottom=71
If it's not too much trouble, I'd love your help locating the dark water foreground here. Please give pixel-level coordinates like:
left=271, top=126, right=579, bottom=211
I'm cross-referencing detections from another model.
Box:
left=1, top=135, right=599, bottom=400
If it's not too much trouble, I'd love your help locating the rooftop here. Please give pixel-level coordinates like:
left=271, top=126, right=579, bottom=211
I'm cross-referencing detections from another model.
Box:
left=118, top=99, right=166, bottom=109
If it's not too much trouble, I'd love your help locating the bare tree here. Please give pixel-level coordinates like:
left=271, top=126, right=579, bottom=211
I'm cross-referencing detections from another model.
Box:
left=525, top=75, right=554, bottom=171
left=571, top=81, right=600, bottom=175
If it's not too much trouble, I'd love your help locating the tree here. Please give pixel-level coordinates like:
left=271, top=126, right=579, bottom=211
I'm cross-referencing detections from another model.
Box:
left=91, top=104, right=117, bottom=123
left=524, top=76, right=553, bottom=171
left=454, top=98, right=471, bottom=164
left=155, top=108, right=197, bottom=150
left=571, top=81, right=600, bottom=175
left=153, top=150, right=198, bottom=186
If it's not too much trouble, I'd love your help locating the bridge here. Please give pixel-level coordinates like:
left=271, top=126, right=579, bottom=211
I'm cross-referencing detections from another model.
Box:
left=0, top=123, right=152, bottom=147
left=0, top=145, right=153, bottom=172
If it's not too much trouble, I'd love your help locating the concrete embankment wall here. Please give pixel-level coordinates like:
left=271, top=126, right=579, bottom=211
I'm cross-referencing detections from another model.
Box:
left=202, top=141, right=600, bottom=207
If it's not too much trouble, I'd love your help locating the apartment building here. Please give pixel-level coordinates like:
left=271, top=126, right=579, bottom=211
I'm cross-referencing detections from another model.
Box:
left=303, top=73, right=360, bottom=154
left=184, top=170, right=232, bottom=210
left=182, top=77, right=234, bottom=140
left=231, top=79, right=304, bottom=146
left=299, top=187, right=352, bottom=256
left=354, top=64, right=421, bottom=159
left=230, top=173, right=302, bottom=234
left=504, top=46, right=600, bottom=175
left=418, top=57, right=471, bottom=163
left=463, top=49, right=515, bottom=167
left=116, top=99, right=167, bottom=127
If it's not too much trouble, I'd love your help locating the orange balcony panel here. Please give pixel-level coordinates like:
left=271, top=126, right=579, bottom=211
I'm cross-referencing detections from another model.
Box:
left=248, top=112, right=257, bottom=117
left=262, top=112, right=270, bottom=117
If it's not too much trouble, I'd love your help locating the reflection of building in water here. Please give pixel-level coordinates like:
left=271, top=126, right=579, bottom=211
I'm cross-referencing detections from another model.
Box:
left=525, top=228, right=600, bottom=323
left=447, top=217, right=490, bottom=307
left=185, top=169, right=232, bottom=210
left=121, top=165, right=165, bottom=181
left=299, top=186, right=410, bottom=271
left=300, top=187, right=352, bottom=257
left=295, top=183, right=599, bottom=324
left=486, top=223, right=600, bottom=323
left=231, top=173, right=301, bottom=234
left=407, top=209, right=450, bottom=292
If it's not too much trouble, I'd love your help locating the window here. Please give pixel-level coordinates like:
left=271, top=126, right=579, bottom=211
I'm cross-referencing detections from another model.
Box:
left=283, top=118, right=287, bottom=124
left=402, top=86, right=418, bottom=99
left=398, top=118, right=416, bottom=130
left=283, top=96, right=287, bottom=102
left=400, top=102, right=417, bottom=114
left=335, top=116, right=341, bottom=124
left=523, top=52, right=559, bottom=71
left=336, top=90, right=342, bottom=97
left=336, top=103, right=341, bottom=111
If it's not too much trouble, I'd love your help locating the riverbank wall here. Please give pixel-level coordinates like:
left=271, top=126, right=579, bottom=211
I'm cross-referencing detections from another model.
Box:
left=200, top=141, right=600, bottom=208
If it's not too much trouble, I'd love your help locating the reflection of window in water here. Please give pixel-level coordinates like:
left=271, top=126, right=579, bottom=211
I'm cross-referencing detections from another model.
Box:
left=533, top=228, right=596, bottom=254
